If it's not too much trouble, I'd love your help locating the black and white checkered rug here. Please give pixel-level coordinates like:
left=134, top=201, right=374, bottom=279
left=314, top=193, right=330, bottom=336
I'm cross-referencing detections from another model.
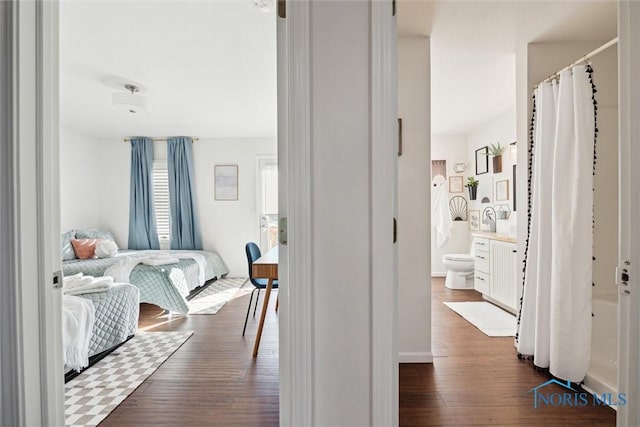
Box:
left=65, top=331, right=193, bottom=427
left=187, top=277, right=249, bottom=314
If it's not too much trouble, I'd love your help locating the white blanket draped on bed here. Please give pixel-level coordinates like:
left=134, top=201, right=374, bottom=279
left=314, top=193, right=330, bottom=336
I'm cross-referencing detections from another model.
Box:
left=105, top=251, right=206, bottom=286
left=63, top=295, right=95, bottom=372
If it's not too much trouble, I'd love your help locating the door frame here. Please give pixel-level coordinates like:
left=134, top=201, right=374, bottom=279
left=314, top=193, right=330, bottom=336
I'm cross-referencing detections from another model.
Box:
left=1, top=1, right=64, bottom=425
left=617, top=1, right=640, bottom=425
left=278, top=0, right=398, bottom=425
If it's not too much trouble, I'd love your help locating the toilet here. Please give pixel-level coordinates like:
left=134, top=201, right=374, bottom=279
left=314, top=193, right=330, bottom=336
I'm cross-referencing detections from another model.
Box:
left=442, top=241, right=475, bottom=290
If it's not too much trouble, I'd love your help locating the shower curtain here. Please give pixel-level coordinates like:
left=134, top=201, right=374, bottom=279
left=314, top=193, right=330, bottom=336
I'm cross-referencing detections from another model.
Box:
left=517, top=65, right=596, bottom=382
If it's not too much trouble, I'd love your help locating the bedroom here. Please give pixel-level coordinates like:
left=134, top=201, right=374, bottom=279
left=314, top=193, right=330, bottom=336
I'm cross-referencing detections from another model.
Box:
left=58, top=0, right=278, bottom=422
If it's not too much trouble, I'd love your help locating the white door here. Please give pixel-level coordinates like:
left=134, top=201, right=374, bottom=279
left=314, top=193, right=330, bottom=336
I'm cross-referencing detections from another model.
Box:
left=617, top=1, right=640, bottom=425
left=257, top=157, right=278, bottom=253
left=1, top=1, right=64, bottom=425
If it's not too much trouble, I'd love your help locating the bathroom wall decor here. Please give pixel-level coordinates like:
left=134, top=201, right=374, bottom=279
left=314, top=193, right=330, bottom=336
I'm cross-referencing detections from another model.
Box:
left=497, top=204, right=511, bottom=220
left=469, top=210, right=480, bottom=231
left=477, top=176, right=492, bottom=204
left=475, top=146, right=489, bottom=175
left=481, top=206, right=496, bottom=232
left=453, top=162, right=467, bottom=173
left=449, top=196, right=468, bottom=221
left=449, top=176, right=464, bottom=193
left=432, top=160, right=447, bottom=179
left=496, top=180, right=509, bottom=201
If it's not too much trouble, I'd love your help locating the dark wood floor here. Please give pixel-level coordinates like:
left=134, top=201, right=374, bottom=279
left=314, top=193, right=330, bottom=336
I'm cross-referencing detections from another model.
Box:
left=100, top=289, right=280, bottom=427
left=100, top=279, right=616, bottom=426
left=400, top=277, right=616, bottom=426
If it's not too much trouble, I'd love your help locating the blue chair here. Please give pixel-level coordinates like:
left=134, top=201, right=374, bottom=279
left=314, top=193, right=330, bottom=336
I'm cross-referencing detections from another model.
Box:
left=243, top=242, right=278, bottom=336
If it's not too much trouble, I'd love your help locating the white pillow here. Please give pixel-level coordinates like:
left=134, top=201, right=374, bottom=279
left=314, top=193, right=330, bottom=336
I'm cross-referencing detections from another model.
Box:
left=95, top=239, right=118, bottom=258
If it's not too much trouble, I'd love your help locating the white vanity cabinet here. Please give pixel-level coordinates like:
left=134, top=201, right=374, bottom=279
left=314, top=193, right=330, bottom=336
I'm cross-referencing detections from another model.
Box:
left=473, top=238, right=490, bottom=295
left=473, top=234, right=518, bottom=313
left=489, top=240, right=518, bottom=310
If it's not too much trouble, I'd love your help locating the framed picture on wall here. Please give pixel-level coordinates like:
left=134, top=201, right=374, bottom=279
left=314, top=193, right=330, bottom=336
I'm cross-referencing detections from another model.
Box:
left=475, top=146, right=489, bottom=175
left=214, top=165, right=238, bottom=201
left=432, top=159, right=447, bottom=180
left=496, top=179, right=509, bottom=201
left=449, top=176, right=464, bottom=193
left=469, top=210, right=480, bottom=231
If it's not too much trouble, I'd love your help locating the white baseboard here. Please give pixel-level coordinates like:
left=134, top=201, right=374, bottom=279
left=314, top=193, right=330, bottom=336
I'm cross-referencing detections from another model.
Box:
left=431, top=272, right=446, bottom=278
left=398, top=352, right=434, bottom=363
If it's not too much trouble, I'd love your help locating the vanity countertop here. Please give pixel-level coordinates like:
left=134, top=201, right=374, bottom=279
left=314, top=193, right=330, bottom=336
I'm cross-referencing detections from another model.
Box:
left=472, top=232, right=517, bottom=244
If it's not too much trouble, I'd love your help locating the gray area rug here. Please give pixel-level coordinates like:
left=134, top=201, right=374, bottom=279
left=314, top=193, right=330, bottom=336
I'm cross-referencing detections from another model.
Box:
left=187, top=277, right=249, bottom=314
left=65, top=331, right=193, bottom=427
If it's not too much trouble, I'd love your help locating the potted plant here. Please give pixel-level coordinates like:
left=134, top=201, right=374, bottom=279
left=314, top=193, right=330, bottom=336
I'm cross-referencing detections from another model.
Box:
left=465, top=176, right=479, bottom=200
left=489, top=142, right=505, bottom=173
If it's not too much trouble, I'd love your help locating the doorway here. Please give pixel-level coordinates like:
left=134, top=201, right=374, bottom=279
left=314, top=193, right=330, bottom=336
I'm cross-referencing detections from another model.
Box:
left=257, top=156, right=278, bottom=253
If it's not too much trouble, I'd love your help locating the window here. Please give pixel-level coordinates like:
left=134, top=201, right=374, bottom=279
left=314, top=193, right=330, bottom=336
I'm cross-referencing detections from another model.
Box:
left=153, top=161, right=170, bottom=241
left=258, top=158, right=278, bottom=252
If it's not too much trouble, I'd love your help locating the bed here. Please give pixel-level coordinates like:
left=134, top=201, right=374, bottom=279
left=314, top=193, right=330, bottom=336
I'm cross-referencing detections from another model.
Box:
left=64, top=283, right=140, bottom=381
left=62, top=249, right=230, bottom=314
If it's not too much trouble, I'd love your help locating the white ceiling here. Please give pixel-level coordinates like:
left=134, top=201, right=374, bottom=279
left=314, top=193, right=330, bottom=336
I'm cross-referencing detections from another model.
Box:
left=399, top=0, right=617, bottom=135
left=60, top=0, right=277, bottom=139
left=61, top=1, right=617, bottom=140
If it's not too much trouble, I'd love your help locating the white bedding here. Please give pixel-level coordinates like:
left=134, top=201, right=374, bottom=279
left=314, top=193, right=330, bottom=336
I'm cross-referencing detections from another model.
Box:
left=105, top=251, right=206, bottom=286
left=63, top=295, right=95, bottom=372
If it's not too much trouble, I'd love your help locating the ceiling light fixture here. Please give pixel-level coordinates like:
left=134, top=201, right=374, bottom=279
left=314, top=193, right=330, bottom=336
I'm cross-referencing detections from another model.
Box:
left=112, top=84, right=151, bottom=114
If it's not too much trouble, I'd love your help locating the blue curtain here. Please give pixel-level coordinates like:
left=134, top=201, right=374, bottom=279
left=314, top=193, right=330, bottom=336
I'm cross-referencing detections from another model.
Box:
left=128, top=137, right=160, bottom=250
left=167, top=137, right=203, bottom=250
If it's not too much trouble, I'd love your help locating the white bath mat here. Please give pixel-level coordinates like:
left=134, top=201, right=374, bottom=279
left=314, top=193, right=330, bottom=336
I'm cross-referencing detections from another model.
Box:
left=443, top=301, right=516, bottom=337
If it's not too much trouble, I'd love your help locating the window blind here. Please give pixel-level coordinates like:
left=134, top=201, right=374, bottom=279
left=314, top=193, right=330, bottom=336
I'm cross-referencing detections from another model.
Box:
left=153, top=161, right=170, bottom=241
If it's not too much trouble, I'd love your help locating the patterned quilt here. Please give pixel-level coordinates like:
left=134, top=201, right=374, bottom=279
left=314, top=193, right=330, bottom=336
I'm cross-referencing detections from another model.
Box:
left=62, top=250, right=229, bottom=314
left=79, top=283, right=140, bottom=357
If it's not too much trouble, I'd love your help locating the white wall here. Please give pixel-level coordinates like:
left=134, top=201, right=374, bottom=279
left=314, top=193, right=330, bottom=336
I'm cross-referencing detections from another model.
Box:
left=96, top=137, right=276, bottom=276
left=466, top=107, right=517, bottom=218
left=398, top=36, right=432, bottom=363
left=431, top=135, right=471, bottom=275
left=59, top=126, right=102, bottom=232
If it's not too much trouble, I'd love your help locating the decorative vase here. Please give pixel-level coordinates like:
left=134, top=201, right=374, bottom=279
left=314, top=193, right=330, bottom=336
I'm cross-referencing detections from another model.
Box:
left=493, top=155, right=503, bottom=173
left=468, top=186, right=477, bottom=201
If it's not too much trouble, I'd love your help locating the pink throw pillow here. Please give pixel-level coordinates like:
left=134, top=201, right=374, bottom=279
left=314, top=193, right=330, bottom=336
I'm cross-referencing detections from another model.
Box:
left=71, top=238, right=98, bottom=259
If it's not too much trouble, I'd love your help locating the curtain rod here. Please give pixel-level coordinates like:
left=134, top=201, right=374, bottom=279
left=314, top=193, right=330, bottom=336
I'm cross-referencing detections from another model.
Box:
left=123, top=137, right=199, bottom=142
left=535, top=37, right=618, bottom=88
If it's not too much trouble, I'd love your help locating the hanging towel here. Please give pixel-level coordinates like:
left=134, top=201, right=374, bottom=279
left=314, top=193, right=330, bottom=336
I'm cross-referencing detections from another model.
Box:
left=432, top=184, right=452, bottom=248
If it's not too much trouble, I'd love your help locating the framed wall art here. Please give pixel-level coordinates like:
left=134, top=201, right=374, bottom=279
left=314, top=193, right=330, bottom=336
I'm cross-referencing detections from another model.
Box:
left=496, top=179, right=509, bottom=201
left=449, top=176, right=464, bottom=193
left=475, top=146, right=489, bottom=175
left=432, top=159, right=447, bottom=180
left=469, top=210, right=480, bottom=231
left=214, top=164, right=238, bottom=201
